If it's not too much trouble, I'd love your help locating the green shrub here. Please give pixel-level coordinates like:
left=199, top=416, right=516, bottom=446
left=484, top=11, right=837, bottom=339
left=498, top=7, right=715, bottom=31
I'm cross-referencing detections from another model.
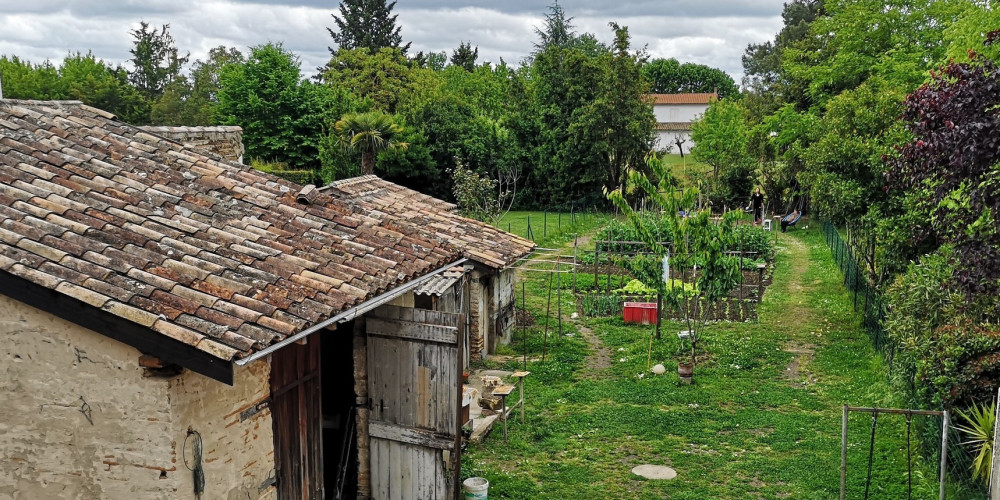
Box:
left=885, top=246, right=1000, bottom=410
left=250, top=159, right=321, bottom=185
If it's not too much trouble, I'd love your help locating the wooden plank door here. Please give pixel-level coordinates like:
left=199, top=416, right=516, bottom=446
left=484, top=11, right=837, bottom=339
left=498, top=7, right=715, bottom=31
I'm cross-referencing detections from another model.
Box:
left=271, top=337, right=324, bottom=500
left=366, top=305, right=463, bottom=500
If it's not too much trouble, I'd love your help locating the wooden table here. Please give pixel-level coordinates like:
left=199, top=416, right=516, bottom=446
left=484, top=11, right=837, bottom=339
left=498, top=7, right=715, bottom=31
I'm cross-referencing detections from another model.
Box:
left=491, top=384, right=515, bottom=442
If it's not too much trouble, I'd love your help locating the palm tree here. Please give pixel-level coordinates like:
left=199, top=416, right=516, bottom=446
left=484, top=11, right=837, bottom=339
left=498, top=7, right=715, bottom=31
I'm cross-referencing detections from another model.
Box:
left=334, top=111, right=408, bottom=175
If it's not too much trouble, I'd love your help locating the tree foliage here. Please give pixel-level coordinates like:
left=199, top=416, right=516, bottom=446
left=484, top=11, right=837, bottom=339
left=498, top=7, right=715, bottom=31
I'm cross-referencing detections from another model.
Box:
left=886, top=49, right=1000, bottom=297
left=691, top=99, right=754, bottom=207
left=127, top=22, right=188, bottom=101
left=449, top=42, right=478, bottom=72
left=642, top=58, right=738, bottom=99
left=217, top=43, right=345, bottom=170
left=327, top=0, right=410, bottom=54
left=334, top=111, right=408, bottom=175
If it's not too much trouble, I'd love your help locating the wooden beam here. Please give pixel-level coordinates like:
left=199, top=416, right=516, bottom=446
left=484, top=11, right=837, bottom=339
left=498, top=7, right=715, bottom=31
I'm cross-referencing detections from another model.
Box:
left=366, top=318, right=458, bottom=344
left=368, top=421, right=454, bottom=450
left=0, top=270, right=234, bottom=385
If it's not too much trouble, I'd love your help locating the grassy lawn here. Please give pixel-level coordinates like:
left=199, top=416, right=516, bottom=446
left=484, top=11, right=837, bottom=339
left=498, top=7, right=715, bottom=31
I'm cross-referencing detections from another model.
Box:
left=496, top=210, right=610, bottom=249
left=660, top=153, right=712, bottom=188
left=462, top=228, right=959, bottom=499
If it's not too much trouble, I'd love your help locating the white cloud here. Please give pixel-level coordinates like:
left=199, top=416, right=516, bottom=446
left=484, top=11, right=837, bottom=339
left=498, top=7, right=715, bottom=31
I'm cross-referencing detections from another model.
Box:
left=0, top=1, right=783, bottom=80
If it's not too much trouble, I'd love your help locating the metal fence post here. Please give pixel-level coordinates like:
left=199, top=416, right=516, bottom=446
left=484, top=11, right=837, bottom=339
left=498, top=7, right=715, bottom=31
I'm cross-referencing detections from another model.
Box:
left=841, top=405, right=848, bottom=500
left=940, top=410, right=949, bottom=500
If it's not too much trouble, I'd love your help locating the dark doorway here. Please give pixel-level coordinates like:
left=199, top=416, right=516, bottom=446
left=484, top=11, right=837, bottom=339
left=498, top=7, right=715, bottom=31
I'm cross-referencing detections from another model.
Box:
left=321, top=320, right=358, bottom=499
left=270, top=324, right=358, bottom=500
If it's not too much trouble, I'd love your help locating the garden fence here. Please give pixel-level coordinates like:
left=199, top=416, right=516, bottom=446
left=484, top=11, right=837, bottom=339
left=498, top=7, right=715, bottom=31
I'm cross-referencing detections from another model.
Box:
left=822, top=220, right=987, bottom=499
left=822, top=221, right=891, bottom=356
left=508, top=207, right=599, bottom=242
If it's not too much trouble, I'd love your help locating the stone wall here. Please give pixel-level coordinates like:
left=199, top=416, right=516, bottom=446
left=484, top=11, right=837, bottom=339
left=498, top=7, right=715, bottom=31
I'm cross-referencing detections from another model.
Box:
left=0, top=294, right=275, bottom=500
left=468, top=272, right=487, bottom=360
left=141, top=126, right=245, bottom=163
left=495, top=268, right=517, bottom=345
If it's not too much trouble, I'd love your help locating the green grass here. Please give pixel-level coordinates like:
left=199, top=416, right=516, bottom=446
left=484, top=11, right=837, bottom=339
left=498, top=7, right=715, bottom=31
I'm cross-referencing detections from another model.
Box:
left=463, top=228, right=967, bottom=499
left=660, top=153, right=711, bottom=188
left=497, top=210, right=610, bottom=249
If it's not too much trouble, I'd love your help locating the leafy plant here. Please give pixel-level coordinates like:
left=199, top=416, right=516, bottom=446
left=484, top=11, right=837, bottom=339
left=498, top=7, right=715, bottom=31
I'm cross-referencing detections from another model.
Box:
left=607, top=156, right=744, bottom=378
left=580, top=294, right=621, bottom=317
left=613, top=279, right=657, bottom=296
left=956, top=401, right=997, bottom=486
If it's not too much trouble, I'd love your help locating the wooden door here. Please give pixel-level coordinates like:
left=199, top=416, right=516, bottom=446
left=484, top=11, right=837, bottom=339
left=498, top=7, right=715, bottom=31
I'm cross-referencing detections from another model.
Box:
left=366, top=305, right=463, bottom=500
left=272, top=337, right=324, bottom=500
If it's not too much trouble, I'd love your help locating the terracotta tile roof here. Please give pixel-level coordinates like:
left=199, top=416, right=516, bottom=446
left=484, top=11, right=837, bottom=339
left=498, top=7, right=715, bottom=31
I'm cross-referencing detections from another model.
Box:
left=654, top=122, right=693, bottom=131
left=323, top=175, right=534, bottom=269
left=0, top=100, right=465, bottom=363
left=325, top=175, right=458, bottom=212
left=647, top=93, right=718, bottom=105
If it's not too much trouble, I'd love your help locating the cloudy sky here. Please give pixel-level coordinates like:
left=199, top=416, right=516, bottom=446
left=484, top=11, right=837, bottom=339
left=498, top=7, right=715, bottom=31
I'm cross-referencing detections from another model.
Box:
left=0, top=1, right=783, bottom=81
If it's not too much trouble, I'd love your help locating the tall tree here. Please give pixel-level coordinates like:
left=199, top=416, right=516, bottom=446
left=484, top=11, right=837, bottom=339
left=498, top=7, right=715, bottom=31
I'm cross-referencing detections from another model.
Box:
left=327, top=0, right=411, bottom=55
left=691, top=99, right=755, bottom=206
left=533, top=2, right=576, bottom=52
left=127, top=22, right=188, bottom=100
left=218, top=43, right=344, bottom=170
left=642, top=58, right=739, bottom=99
left=449, top=42, right=478, bottom=72
left=323, top=48, right=415, bottom=113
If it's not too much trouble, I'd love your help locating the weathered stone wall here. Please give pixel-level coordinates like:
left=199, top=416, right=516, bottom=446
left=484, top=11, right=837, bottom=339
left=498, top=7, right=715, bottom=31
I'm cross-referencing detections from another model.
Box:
left=495, top=268, right=517, bottom=345
left=0, top=294, right=275, bottom=500
left=169, top=362, right=276, bottom=500
left=141, top=126, right=245, bottom=164
left=468, top=272, right=487, bottom=360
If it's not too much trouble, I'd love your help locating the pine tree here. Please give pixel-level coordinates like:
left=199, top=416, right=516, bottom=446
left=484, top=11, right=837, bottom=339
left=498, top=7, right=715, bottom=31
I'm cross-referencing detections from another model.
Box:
left=327, top=0, right=411, bottom=55
left=449, top=42, right=478, bottom=71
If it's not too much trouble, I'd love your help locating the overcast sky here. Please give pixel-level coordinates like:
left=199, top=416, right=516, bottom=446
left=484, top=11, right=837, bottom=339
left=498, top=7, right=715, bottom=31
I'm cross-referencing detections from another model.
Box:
left=0, top=1, right=783, bottom=82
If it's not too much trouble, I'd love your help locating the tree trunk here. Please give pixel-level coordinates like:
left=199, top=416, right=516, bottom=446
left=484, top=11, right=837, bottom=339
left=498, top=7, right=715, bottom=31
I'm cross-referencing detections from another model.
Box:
left=361, top=150, right=375, bottom=176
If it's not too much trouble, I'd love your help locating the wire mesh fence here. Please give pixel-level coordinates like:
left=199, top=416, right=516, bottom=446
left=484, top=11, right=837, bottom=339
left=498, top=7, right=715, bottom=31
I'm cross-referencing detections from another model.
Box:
left=822, top=221, right=892, bottom=355
left=822, top=220, right=989, bottom=499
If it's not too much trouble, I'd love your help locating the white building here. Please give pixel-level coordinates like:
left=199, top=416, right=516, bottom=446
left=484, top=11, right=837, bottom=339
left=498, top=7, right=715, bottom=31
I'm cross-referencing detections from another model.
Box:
left=649, top=92, right=717, bottom=155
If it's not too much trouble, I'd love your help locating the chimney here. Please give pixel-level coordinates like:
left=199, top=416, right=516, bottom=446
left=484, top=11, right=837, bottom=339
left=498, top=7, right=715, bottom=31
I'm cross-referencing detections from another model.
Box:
left=0, top=73, right=4, bottom=99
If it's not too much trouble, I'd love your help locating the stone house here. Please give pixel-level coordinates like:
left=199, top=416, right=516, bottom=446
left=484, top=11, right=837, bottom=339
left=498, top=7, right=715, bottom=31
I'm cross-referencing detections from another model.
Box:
left=648, top=92, right=718, bottom=154
left=0, top=100, right=533, bottom=500
left=322, top=176, right=527, bottom=363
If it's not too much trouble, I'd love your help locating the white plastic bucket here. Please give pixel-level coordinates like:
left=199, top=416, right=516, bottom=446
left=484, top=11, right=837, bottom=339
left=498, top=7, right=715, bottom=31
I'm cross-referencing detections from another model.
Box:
left=463, top=477, right=489, bottom=500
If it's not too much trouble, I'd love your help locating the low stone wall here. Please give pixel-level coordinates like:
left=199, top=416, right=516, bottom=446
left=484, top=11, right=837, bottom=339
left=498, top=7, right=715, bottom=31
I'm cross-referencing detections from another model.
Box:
left=141, top=126, right=245, bottom=163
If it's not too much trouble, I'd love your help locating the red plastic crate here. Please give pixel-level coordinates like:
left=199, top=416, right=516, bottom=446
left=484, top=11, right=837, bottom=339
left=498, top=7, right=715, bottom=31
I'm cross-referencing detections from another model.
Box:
left=623, top=302, right=658, bottom=325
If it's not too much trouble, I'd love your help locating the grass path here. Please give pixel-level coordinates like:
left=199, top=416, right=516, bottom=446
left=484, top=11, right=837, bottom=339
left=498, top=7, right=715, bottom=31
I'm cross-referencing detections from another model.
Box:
left=465, top=228, right=945, bottom=499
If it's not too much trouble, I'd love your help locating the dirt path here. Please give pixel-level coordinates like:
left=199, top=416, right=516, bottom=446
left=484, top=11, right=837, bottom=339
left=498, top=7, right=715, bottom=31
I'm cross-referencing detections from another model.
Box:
left=517, top=227, right=611, bottom=376
left=772, top=236, right=818, bottom=386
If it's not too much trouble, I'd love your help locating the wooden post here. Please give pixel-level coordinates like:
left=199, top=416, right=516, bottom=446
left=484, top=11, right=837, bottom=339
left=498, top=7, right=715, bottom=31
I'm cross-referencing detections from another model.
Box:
left=557, top=265, right=562, bottom=337
left=573, top=236, right=578, bottom=294
left=594, top=242, right=600, bottom=292
left=542, top=270, right=554, bottom=362
left=543, top=211, right=547, bottom=237
left=522, top=281, right=527, bottom=371
left=655, top=293, right=662, bottom=340
left=353, top=318, right=371, bottom=500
